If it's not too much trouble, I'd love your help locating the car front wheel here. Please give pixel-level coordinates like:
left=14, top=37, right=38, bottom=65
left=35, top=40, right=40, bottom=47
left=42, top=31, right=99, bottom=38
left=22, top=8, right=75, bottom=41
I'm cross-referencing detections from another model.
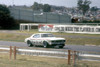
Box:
left=27, top=40, right=33, bottom=47
left=43, top=41, right=49, bottom=48
left=59, top=46, right=64, bottom=48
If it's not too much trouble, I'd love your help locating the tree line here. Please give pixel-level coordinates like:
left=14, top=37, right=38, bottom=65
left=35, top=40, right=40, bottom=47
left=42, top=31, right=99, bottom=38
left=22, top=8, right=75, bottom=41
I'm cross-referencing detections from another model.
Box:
left=32, top=1, right=99, bottom=15
left=0, top=5, right=16, bottom=29
left=31, top=2, right=51, bottom=12
left=77, top=0, right=99, bottom=15
left=0, top=0, right=99, bottom=29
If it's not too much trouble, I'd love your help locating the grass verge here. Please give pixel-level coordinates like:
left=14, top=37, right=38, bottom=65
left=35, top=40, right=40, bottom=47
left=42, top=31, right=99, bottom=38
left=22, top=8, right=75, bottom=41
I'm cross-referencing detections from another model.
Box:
left=0, top=53, right=100, bottom=67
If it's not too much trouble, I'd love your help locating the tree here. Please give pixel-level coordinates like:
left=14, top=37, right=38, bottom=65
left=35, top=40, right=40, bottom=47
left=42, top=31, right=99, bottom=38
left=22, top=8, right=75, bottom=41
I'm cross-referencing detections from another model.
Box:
left=77, top=0, right=91, bottom=15
left=32, top=2, right=43, bottom=11
left=38, top=4, right=44, bottom=10
left=32, top=2, right=51, bottom=12
left=43, top=4, right=51, bottom=12
left=91, top=6, right=98, bottom=12
left=0, top=5, right=10, bottom=14
left=32, top=2, right=39, bottom=10
left=0, top=4, right=15, bottom=29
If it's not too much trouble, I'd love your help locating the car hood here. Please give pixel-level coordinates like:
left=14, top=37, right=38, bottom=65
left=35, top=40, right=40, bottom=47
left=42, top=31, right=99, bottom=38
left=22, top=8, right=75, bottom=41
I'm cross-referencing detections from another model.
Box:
left=42, top=37, right=65, bottom=40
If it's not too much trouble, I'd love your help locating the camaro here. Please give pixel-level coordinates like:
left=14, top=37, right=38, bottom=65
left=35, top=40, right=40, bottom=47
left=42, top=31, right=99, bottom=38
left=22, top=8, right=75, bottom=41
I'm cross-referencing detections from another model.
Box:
left=25, top=33, right=66, bottom=48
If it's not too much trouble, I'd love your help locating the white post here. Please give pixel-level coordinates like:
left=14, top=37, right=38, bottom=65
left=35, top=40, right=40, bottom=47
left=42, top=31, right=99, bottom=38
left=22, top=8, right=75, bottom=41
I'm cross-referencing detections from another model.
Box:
left=20, top=24, right=21, bottom=31
left=22, top=25, right=24, bottom=30
left=23, top=25, right=25, bottom=31
left=73, top=26, right=75, bottom=33
left=94, top=27, right=96, bottom=32
left=29, top=24, right=31, bottom=30
left=21, top=25, right=23, bottom=31
left=27, top=24, right=29, bottom=31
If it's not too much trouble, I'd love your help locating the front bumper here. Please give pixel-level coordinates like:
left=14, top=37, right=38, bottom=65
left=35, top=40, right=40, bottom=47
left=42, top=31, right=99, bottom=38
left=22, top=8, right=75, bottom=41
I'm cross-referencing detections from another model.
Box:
left=49, top=41, right=65, bottom=46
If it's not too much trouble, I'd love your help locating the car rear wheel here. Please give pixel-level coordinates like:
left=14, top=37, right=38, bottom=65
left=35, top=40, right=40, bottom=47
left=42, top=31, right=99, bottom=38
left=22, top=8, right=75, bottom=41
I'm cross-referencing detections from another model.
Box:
left=27, top=40, right=33, bottom=47
left=43, top=41, right=49, bottom=48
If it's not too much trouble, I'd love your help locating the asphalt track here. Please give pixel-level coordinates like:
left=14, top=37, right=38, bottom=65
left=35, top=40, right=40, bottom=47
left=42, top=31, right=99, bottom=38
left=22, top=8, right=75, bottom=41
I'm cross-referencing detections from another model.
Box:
left=0, top=41, right=100, bottom=53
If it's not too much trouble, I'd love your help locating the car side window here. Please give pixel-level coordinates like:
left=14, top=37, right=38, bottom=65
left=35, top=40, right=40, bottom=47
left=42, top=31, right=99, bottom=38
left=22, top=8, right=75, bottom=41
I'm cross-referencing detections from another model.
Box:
left=33, top=34, right=40, bottom=38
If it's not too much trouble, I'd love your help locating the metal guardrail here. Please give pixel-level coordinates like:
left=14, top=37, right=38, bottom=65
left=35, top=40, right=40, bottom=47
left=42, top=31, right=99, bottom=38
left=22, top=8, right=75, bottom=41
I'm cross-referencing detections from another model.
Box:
left=17, top=48, right=68, bottom=58
left=0, top=47, right=68, bottom=58
left=0, top=47, right=100, bottom=61
left=0, top=47, right=10, bottom=50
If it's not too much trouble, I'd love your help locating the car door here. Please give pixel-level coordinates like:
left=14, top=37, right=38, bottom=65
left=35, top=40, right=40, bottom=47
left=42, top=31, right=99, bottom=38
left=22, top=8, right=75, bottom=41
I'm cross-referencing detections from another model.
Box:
left=31, top=34, right=42, bottom=46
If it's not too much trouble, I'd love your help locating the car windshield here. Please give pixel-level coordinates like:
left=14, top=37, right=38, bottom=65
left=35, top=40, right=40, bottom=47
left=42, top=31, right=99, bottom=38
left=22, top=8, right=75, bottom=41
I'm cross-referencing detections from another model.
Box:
left=41, top=34, right=54, bottom=37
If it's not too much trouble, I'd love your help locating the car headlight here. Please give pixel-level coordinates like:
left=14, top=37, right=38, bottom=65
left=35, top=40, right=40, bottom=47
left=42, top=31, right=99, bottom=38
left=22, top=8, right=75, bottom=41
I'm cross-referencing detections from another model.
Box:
left=48, top=40, right=51, bottom=43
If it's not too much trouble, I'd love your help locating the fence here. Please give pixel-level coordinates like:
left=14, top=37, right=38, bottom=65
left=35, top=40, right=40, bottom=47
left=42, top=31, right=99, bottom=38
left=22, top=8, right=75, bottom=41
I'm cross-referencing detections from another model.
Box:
left=0, top=46, right=100, bottom=67
left=0, top=46, right=100, bottom=61
left=9, top=8, right=71, bottom=24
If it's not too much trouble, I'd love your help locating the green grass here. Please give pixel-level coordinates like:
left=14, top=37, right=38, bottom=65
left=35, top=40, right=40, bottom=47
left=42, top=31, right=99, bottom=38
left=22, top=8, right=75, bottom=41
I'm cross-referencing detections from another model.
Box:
left=0, top=53, right=100, bottom=67
left=17, top=30, right=100, bottom=37
left=66, top=37, right=100, bottom=45
left=0, top=30, right=100, bottom=45
left=0, top=33, right=28, bottom=42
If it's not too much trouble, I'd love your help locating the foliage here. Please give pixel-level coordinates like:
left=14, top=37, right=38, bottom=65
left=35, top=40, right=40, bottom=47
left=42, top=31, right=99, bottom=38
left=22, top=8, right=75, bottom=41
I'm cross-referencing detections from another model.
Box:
left=51, top=5, right=65, bottom=11
left=0, top=4, right=10, bottom=14
left=43, top=4, right=51, bottom=12
left=32, top=2, right=40, bottom=10
left=38, top=4, right=44, bottom=10
left=91, top=6, right=99, bottom=12
left=32, top=2, right=51, bottom=12
left=77, top=0, right=91, bottom=15
left=0, top=4, right=16, bottom=29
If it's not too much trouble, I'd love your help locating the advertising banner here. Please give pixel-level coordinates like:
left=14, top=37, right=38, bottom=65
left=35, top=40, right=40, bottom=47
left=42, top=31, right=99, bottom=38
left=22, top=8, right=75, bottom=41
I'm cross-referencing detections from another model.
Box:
left=39, top=24, right=100, bottom=34
left=39, top=24, right=54, bottom=32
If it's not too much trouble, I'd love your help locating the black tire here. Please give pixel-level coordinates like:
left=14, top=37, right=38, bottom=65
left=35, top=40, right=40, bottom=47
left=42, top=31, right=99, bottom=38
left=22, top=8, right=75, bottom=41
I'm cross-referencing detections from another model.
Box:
left=59, top=46, right=64, bottom=48
left=43, top=41, right=49, bottom=48
left=27, top=40, right=33, bottom=47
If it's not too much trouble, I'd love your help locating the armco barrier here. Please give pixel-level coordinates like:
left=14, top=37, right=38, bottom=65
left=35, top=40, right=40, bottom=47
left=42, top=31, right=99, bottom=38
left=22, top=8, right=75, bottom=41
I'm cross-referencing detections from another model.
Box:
left=0, top=46, right=100, bottom=62
left=17, top=48, right=68, bottom=59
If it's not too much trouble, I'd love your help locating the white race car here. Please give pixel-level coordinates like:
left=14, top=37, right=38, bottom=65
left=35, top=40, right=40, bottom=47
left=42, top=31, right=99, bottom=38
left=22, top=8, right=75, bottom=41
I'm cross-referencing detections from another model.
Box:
left=25, top=33, right=65, bottom=48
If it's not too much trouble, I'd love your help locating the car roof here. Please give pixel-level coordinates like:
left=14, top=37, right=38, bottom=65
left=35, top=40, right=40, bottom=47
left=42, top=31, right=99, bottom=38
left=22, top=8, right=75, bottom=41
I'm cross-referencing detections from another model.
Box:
left=36, top=33, right=52, bottom=35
